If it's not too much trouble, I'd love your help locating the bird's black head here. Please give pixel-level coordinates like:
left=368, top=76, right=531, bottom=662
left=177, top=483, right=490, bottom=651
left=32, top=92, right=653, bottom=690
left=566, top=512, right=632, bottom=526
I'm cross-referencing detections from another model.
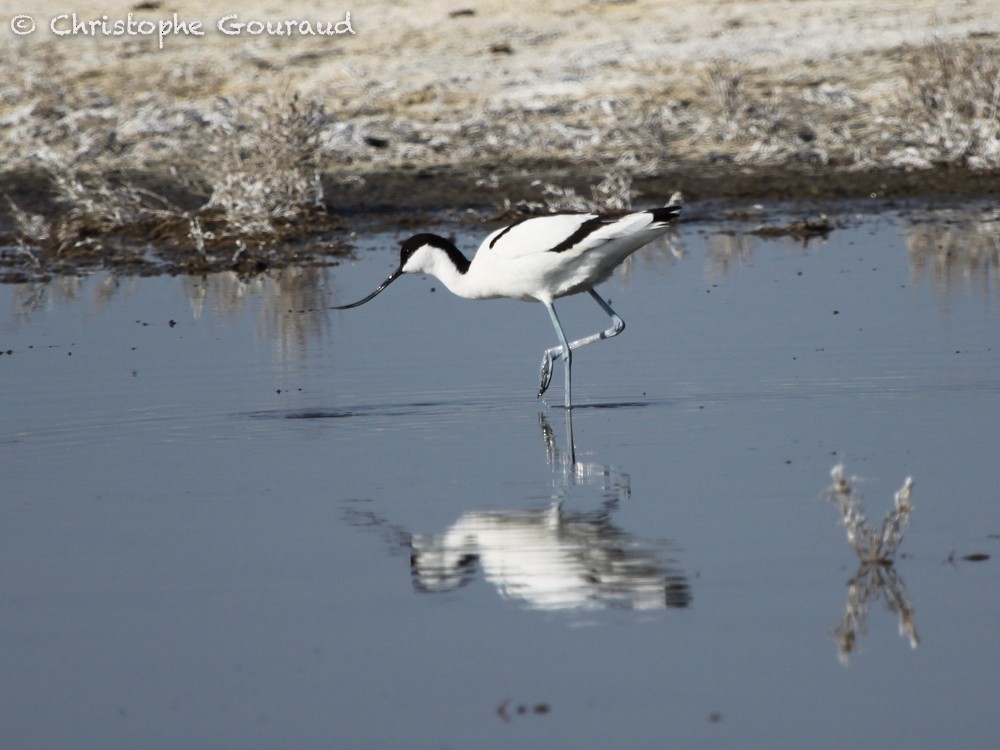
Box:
left=398, top=233, right=469, bottom=274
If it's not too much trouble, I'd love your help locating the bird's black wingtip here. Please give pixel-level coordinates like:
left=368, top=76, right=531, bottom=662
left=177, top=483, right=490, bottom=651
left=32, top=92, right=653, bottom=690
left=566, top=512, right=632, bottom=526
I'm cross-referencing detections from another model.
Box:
left=648, top=193, right=683, bottom=224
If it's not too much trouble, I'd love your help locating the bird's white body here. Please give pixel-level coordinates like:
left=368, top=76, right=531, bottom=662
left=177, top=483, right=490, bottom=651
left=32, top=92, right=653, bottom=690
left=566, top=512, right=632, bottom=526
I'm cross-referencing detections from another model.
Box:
left=403, top=211, right=673, bottom=303
left=331, top=199, right=681, bottom=408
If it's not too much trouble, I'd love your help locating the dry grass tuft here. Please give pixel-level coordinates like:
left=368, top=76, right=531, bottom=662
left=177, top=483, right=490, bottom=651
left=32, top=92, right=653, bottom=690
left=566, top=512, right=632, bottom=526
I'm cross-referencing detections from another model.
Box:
left=704, top=59, right=747, bottom=127
left=538, top=156, right=637, bottom=213
left=4, top=86, right=342, bottom=274
left=886, top=38, right=1000, bottom=168
left=44, top=161, right=176, bottom=248
left=5, top=197, right=50, bottom=248
left=204, top=91, right=331, bottom=237
left=826, top=462, right=914, bottom=564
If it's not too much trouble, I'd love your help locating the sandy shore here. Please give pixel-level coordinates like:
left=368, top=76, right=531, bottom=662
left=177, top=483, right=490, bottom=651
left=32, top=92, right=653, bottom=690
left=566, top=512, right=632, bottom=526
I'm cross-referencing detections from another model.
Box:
left=1, top=1, right=999, bottom=277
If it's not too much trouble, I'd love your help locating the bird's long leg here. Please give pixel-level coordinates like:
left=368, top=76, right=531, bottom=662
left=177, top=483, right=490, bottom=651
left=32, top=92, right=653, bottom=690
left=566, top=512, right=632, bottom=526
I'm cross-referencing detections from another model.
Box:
left=537, top=289, right=626, bottom=403
left=574, top=288, right=626, bottom=347
left=540, top=301, right=573, bottom=409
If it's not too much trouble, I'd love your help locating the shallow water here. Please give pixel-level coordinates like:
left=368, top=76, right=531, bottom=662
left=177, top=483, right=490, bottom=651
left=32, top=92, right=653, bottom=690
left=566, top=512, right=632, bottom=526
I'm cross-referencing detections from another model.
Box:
left=2, top=206, right=999, bottom=749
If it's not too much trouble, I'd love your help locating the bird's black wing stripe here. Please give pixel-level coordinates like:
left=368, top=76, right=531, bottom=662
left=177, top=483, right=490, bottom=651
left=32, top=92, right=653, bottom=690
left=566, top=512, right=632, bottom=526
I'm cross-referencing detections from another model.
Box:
left=547, top=215, right=613, bottom=253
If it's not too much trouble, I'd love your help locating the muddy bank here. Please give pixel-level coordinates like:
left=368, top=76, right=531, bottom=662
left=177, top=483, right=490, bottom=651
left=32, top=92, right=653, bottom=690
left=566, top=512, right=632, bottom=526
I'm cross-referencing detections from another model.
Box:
left=2, top=160, right=999, bottom=283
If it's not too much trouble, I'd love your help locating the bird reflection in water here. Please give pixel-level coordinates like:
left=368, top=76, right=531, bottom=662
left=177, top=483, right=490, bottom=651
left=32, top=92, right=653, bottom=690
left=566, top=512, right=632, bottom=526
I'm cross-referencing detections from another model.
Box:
left=409, top=411, right=690, bottom=611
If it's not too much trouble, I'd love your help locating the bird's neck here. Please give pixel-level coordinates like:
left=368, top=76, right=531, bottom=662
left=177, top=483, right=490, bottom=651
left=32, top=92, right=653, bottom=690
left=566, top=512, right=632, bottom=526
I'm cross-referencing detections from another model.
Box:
left=418, top=246, right=484, bottom=299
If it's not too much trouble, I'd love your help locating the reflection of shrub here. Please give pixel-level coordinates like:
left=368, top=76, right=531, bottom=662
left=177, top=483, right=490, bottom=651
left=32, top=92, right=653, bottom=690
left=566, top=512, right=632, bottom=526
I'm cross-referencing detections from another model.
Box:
left=835, top=561, right=919, bottom=665
left=904, top=207, right=1000, bottom=293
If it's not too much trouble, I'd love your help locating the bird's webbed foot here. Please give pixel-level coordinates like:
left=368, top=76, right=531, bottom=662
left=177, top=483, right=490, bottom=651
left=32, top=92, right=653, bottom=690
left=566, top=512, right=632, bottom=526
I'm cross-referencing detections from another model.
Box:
left=537, top=350, right=555, bottom=398
left=537, top=346, right=565, bottom=398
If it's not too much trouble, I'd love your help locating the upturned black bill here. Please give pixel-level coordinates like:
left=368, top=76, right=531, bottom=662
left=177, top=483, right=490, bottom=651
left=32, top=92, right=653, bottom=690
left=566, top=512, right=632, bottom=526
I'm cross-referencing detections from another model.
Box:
left=331, top=267, right=403, bottom=309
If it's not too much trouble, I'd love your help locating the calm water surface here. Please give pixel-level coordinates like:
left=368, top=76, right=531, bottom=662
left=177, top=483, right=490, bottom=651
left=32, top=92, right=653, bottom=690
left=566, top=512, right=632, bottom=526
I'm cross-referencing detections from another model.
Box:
left=2, top=205, right=999, bottom=749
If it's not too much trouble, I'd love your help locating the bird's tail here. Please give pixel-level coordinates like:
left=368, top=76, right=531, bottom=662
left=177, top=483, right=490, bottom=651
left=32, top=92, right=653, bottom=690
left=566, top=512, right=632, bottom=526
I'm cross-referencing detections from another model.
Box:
left=648, top=192, right=683, bottom=224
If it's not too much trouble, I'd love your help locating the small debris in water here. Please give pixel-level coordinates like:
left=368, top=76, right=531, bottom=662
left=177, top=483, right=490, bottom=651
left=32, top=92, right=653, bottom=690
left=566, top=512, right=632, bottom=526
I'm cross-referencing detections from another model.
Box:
left=496, top=698, right=550, bottom=722
left=750, top=216, right=834, bottom=239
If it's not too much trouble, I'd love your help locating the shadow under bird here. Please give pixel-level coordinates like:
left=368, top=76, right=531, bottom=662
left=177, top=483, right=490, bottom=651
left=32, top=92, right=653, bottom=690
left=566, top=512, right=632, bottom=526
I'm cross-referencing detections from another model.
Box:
left=331, top=196, right=682, bottom=408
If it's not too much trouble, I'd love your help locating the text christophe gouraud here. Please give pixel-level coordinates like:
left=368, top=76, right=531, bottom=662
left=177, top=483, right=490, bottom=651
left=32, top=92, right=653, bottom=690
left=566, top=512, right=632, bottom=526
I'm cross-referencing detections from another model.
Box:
left=8, top=12, right=356, bottom=48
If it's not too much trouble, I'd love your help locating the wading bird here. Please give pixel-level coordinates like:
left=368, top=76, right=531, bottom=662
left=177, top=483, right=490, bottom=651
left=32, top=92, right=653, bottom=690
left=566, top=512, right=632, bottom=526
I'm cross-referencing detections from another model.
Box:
left=332, top=197, right=682, bottom=408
